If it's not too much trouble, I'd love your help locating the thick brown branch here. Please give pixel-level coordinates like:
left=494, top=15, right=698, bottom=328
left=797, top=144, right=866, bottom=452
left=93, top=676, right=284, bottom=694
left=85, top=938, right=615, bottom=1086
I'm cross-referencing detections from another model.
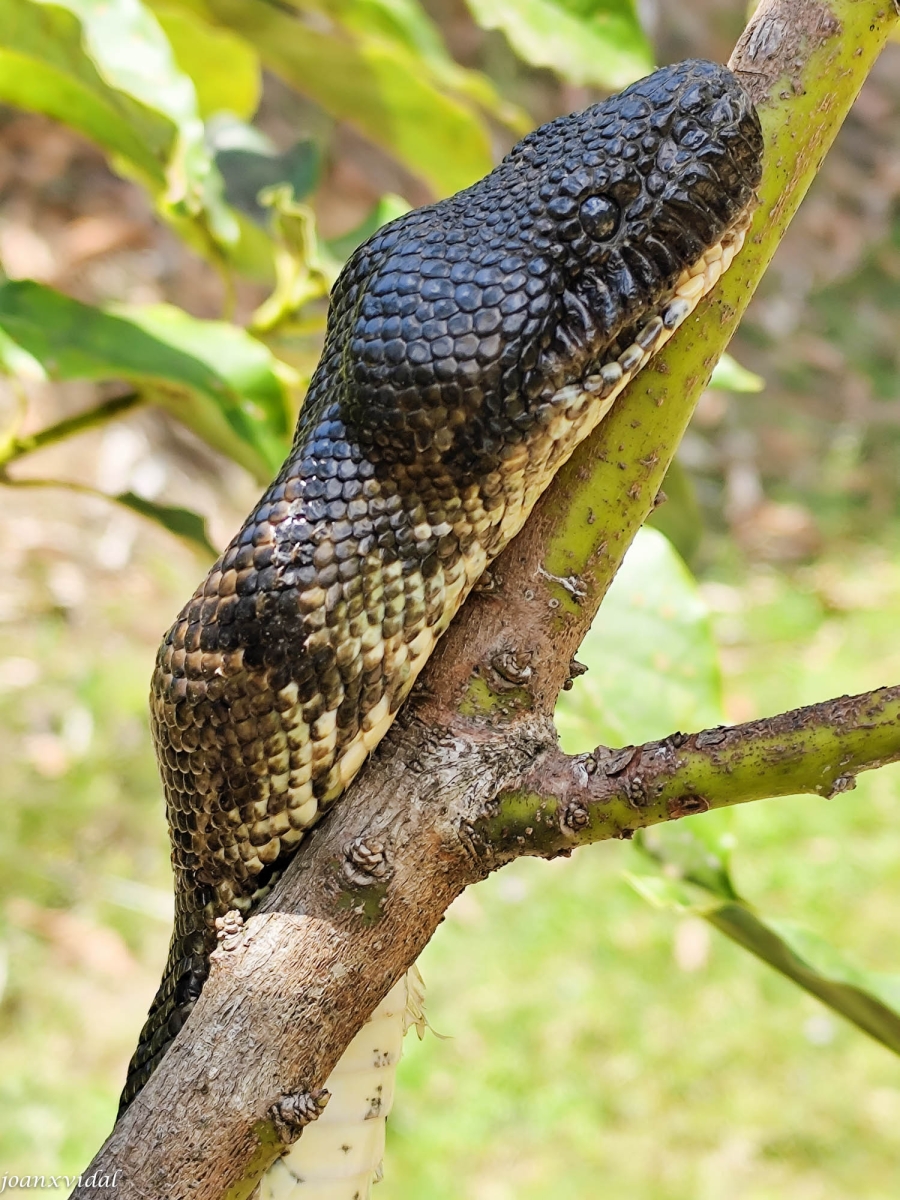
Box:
left=474, top=685, right=900, bottom=861
left=77, top=714, right=558, bottom=1200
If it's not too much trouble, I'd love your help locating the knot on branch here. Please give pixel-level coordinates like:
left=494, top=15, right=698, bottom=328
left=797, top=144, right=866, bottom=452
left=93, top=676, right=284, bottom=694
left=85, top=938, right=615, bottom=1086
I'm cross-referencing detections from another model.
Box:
left=343, top=836, right=391, bottom=887
left=696, top=726, right=729, bottom=748
left=214, top=909, right=245, bottom=953
left=594, top=744, right=638, bottom=776
left=458, top=818, right=491, bottom=862
left=489, top=648, right=534, bottom=690
left=562, top=801, right=590, bottom=831
left=821, top=773, right=857, bottom=798
left=472, top=566, right=499, bottom=594
left=667, top=794, right=710, bottom=818
left=562, top=658, right=588, bottom=691
left=623, top=776, right=648, bottom=807
left=269, top=1089, right=330, bottom=1144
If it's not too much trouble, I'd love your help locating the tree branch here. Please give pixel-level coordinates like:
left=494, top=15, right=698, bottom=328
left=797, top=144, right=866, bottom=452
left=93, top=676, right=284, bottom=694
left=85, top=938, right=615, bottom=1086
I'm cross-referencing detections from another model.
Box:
left=0, top=390, right=142, bottom=466
left=73, top=2, right=900, bottom=1197
left=474, top=685, right=900, bottom=860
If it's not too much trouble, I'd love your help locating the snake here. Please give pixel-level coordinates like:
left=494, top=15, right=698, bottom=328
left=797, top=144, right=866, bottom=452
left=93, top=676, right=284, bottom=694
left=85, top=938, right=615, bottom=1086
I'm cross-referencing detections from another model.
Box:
left=120, top=59, right=763, bottom=1120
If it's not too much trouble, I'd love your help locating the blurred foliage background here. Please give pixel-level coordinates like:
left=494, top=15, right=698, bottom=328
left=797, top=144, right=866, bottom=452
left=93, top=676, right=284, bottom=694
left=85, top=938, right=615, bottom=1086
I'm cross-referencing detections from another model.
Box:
left=2, top=1, right=900, bottom=1195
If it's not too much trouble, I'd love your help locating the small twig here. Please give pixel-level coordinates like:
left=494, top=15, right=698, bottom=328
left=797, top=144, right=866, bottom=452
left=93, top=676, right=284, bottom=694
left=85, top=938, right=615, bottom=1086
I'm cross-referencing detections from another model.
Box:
left=0, top=372, right=30, bottom=447
left=0, top=473, right=118, bottom=501
left=0, top=473, right=216, bottom=557
left=0, top=390, right=143, bottom=467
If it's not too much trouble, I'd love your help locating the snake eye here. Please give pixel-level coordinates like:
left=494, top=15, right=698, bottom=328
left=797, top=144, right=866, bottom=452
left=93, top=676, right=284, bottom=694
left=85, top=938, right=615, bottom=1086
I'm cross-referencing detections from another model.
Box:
left=579, top=195, right=620, bottom=240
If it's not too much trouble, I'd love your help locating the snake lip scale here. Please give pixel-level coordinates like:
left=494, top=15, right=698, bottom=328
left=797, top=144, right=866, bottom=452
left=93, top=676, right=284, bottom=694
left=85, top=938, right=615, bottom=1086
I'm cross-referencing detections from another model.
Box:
left=120, top=58, right=763, bottom=1112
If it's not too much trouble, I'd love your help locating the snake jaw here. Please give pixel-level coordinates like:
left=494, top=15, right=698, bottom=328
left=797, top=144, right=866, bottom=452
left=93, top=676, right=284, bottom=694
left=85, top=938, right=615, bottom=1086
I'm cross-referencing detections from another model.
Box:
left=584, top=210, right=754, bottom=394
left=494, top=208, right=755, bottom=542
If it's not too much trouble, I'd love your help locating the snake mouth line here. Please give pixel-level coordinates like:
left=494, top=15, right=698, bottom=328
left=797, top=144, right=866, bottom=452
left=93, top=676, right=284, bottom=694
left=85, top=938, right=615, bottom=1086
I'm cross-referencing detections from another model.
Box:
left=550, top=210, right=754, bottom=423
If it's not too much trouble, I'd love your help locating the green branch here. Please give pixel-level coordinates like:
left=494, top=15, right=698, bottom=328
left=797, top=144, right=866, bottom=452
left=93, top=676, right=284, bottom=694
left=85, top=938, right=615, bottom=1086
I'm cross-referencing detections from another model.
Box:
left=0, top=390, right=143, bottom=466
left=542, top=0, right=898, bottom=613
left=475, top=685, right=900, bottom=858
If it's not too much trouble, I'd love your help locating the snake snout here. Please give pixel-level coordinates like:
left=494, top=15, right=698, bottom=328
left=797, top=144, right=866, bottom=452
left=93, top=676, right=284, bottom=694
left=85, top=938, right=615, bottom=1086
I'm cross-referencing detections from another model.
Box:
left=633, top=60, right=763, bottom=260
left=535, top=60, right=763, bottom=389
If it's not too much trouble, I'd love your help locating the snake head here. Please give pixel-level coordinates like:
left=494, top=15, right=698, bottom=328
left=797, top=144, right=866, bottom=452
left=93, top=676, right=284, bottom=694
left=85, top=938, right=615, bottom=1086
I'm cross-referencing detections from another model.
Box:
left=322, top=59, right=763, bottom=475
left=517, top=59, right=763, bottom=383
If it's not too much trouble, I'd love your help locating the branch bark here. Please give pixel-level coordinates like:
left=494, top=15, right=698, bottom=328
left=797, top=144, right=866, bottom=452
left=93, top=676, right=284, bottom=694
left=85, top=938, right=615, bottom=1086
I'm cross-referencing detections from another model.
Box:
left=475, top=685, right=900, bottom=860
left=74, top=2, right=900, bottom=1197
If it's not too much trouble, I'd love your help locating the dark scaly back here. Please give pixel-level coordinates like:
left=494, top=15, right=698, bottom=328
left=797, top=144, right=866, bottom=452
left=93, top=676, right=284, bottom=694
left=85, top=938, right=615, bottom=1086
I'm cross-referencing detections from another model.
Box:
left=121, top=60, right=762, bottom=1110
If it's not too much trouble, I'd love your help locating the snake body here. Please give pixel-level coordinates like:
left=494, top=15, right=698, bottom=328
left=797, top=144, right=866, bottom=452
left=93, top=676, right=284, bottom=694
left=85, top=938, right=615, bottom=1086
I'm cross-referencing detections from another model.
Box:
left=122, top=60, right=762, bottom=1110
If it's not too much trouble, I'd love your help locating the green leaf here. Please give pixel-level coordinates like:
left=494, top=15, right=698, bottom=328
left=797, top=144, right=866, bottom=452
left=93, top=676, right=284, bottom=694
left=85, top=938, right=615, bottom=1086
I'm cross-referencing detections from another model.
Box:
left=116, top=491, right=217, bottom=556
left=635, top=820, right=740, bottom=903
left=152, top=3, right=260, bottom=120
left=0, top=280, right=292, bottom=481
left=250, top=189, right=339, bottom=334
left=214, top=134, right=322, bottom=223
left=335, top=0, right=461, bottom=60
left=175, top=0, right=496, bottom=196
left=0, top=0, right=174, bottom=185
left=555, top=527, right=723, bottom=751
left=628, top=830, right=900, bottom=1058
left=717, top=913, right=900, bottom=1055
left=0, top=327, right=46, bottom=381
left=55, top=0, right=196, bottom=129
left=119, top=302, right=295, bottom=441
left=317, top=0, right=531, bottom=134
left=464, top=0, right=654, bottom=90
left=709, top=351, right=765, bottom=393
left=1, top=0, right=250, bottom=257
